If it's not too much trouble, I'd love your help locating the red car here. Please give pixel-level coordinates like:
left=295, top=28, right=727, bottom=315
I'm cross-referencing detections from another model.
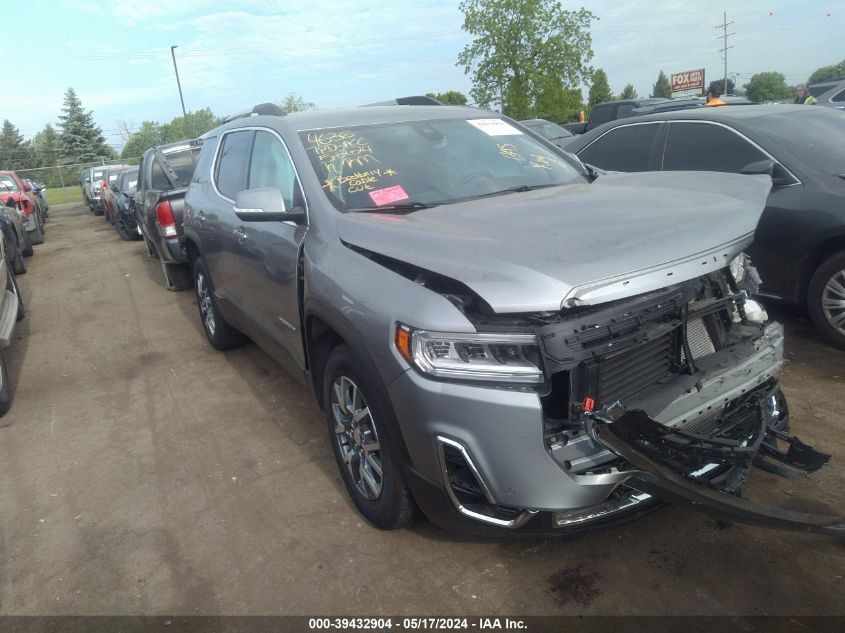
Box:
left=100, top=165, right=132, bottom=224
left=0, top=170, right=45, bottom=245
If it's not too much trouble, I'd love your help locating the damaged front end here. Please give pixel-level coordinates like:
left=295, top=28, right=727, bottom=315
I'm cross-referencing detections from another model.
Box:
left=533, top=265, right=843, bottom=535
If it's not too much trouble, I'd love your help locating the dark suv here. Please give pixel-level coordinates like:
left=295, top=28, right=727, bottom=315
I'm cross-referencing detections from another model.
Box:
left=180, top=103, right=839, bottom=536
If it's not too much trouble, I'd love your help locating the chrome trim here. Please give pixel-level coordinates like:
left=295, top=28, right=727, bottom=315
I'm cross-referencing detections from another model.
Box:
left=553, top=489, right=652, bottom=527
left=210, top=126, right=310, bottom=225
left=435, top=435, right=537, bottom=529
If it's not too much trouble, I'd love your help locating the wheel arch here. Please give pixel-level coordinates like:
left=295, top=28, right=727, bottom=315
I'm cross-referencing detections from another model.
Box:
left=798, top=233, right=845, bottom=305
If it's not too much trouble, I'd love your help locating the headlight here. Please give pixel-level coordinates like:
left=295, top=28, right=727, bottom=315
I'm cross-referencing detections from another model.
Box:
left=729, top=253, right=747, bottom=284
left=395, top=324, right=544, bottom=384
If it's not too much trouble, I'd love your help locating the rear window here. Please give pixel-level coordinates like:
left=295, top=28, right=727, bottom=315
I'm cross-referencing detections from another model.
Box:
left=0, top=175, right=19, bottom=191
left=589, top=105, right=615, bottom=125
left=163, top=148, right=199, bottom=186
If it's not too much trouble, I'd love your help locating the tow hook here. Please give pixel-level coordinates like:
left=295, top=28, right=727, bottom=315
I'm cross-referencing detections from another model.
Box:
left=582, top=401, right=844, bottom=536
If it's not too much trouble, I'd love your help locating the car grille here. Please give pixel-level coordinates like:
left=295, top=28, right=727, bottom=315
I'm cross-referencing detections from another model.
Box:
left=597, top=332, right=677, bottom=406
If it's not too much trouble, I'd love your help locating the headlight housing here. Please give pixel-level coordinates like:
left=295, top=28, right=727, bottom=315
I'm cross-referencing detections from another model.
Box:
left=395, top=324, right=544, bottom=385
left=729, top=253, right=747, bottom=284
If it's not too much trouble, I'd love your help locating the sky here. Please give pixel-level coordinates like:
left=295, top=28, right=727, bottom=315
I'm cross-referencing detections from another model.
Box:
left=4, top=0, right=843, bottom=151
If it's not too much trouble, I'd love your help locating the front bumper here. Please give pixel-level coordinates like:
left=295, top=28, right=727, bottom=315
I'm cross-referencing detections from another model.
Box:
left=391, top=321, right=841, bottom=535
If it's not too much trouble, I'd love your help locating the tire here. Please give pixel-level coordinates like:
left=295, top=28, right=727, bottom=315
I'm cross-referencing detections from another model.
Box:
left=115, top=216, right=132, bottom=241
left=807, top=251, right=845, bottom=350
left=162, top=261, right=192, bottom=291
left=0, top=350, right=12, bottom=417
left=143, top=234, right=158, bottom=259
left=323, top=344, right=414, bottom=530
left=21, top=229, right=33, bottom=257
left=28, top=214, right=45, bottom=245
left=193, top=257, right=246, bottom=350
left=10, top=232, right=25, bottom=275
left=10, top=268, right=24, bottom=322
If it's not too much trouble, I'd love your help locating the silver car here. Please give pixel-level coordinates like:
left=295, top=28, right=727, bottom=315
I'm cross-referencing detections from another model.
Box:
left=182, top=103, right=841, bottom=536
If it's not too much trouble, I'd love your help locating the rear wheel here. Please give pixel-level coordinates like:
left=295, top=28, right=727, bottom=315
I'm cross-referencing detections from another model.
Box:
left=0, top=349, right=12, bottom=417
left=21, top=229, right=33, bottom=257
left=115, top=215, right=137, bottom=241
left=28, top=213, right=44, bottom=245
left=323, top=344, right=414, bottom=530
left=10, top=268, right=24, bottom=321
left=808, top=252, right=845, bottom=350
left=10, top=231, right=25, bottom=275
left=193, top=257, right=246, bottom=350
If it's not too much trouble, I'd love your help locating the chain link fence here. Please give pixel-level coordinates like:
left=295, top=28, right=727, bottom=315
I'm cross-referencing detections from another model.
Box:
left=13, top=158, right=137, bottom=205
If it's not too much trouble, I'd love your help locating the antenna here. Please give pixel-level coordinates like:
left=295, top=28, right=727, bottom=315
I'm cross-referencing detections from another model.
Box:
left=715, top=11, right=735, bottom=95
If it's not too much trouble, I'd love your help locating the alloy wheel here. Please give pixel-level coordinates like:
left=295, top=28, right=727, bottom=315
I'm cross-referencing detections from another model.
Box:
left=331, top=375, right=383, bottom=500
left=196, top=271, right=216, bottom=336
left=821, top=268, right=845, bottom=335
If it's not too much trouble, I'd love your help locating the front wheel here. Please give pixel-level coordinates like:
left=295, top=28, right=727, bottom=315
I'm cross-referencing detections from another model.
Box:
left=323, top=344, right=414, bottom=530
left=808, top=252, right=845, bottom=350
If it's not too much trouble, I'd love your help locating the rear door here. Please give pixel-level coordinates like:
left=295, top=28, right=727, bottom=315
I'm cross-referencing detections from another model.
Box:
left=207, top=129, right=255, bottom=312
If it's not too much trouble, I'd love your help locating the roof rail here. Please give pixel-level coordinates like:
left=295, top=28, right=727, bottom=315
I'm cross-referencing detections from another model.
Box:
left=362, top=95, right=444, bottom=107
left=223, top=102, right=287, bottom=123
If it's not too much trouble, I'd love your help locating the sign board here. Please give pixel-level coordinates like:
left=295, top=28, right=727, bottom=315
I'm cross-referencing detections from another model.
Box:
left=671, top=69, right=705, bottom=97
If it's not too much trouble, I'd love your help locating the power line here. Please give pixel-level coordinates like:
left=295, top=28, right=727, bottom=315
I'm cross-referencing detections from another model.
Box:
left=715, top=11, right=735, bottom=94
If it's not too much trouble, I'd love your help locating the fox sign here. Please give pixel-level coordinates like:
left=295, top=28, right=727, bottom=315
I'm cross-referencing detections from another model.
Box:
left=671, top=69, right=705, bottom=97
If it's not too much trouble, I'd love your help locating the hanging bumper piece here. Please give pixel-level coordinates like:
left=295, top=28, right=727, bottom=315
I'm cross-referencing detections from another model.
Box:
left=582, top=389, right=844, bottom=536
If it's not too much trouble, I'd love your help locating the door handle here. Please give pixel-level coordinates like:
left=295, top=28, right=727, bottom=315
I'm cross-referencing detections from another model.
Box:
left=233, top=227, right=248, bottom=241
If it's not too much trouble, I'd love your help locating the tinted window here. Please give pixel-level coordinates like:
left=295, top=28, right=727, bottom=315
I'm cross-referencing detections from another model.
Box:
left=832, top=89, right=845, bottom=103
left=248, top=131, right=301, bottom=210
left=616, top=104, right=636, bottom=118
left=577, top=124, right=660, bottom=172
left=750, top=108, right=845, bottom=173
left=809, top=84, right=834, bottom=98
left=191, top=137, right=217, bottom=184
left=119, top=170, right=138, bottom=194
left=215, top=131, right=255, bottom=199
left=151, top=161, right=168, bottom=189
left=162, top=148, right=200, bottom=186
left=589, top=104, right=615, bottom=125
left=662, top=122, right=767, bottom=173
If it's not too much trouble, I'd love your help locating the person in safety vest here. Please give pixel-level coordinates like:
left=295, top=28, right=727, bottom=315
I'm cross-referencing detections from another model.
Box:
left=794, top=84, right=818, bottom=105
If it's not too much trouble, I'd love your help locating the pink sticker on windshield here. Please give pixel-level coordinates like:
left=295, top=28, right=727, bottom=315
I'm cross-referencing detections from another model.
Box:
left=368, top=185, right=409, bottom=206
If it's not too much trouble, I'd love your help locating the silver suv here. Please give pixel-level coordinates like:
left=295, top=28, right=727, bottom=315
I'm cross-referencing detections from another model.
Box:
left=181, top=103, right=841, bottom=536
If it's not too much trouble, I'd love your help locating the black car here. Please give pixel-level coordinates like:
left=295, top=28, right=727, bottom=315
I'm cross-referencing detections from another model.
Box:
left=112, top=168, right=140, bottom=241
left=519, top=118, right=573, bottom=148
left=565, top=104, right=845, bottom=349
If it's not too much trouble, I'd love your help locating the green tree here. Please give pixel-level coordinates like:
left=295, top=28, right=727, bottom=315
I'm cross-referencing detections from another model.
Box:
left=743, top=72, right=792, bottom=103
left=534, top=76, right=583, bottom=122
left=457, top=0, right=594, bottom=119
left=708, top=78, right=735, bottom=96
left=618, top=83, right=638, bottom=100
left=0, top=119, right=32, bottom=169
left=57, top=88, right=113, bottom=163
left=33, top=124, right=60, bottom=168
left=808, top=59, right=845, bottom=85
left=425, top=90, right=469, bottom=105
left=280, top=93, right=316, bottom=112
left=160, top=108, right=222, bottom=142
left=588, top=68, right=613, bottom=108
left=652, top=70, right=671, bottom=98
left=121, top=121, right=165, bottom=160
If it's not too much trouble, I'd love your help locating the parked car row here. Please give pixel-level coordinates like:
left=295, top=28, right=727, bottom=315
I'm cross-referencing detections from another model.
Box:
left=94, top=100, right=840, bottom=538
left=0, top=170, right=34, bottom=417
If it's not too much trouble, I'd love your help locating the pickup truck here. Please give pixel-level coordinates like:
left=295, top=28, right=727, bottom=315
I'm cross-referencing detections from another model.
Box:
left=181, top=103, right=841, bottom=537
left=134, top=140, right=200, bottom=290
left=562, top=98, right=668, bottom=135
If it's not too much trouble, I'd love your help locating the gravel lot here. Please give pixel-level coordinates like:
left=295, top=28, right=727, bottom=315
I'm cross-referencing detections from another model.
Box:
left=1, top=204, right=843, bottom=615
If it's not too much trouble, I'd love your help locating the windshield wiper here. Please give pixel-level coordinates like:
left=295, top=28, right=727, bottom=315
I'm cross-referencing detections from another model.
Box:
left=351, top=201, right=435, bottom=213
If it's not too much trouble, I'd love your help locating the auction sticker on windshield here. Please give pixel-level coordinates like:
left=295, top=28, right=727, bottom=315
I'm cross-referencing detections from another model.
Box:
left=467, top=118, right=523, bottom=136
left=369, top=185, right=409, bottom=206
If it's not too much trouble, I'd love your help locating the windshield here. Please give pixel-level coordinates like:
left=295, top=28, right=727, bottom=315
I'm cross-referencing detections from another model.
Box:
left=529, top=121, right=572, bottom=140
left=92, top=169, right=107, bottom=181
left=299, top=117, right=583, bottom=210
left=754, top=109, right=845, bottom=174
left=0, top=175, right=19, bottom=191
left=119, top=171, right=138, bottom=194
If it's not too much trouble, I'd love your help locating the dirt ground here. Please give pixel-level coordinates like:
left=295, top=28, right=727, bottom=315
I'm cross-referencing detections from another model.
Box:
left=1, top=203, right=843, bottom=616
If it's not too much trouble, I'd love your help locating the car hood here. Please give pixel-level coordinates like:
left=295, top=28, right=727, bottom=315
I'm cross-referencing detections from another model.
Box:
left=336, top=171, right=772, bottom=313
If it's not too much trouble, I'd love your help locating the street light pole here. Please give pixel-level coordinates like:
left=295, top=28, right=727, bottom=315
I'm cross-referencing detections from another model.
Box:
left=170, top=45, right=189, bottom=136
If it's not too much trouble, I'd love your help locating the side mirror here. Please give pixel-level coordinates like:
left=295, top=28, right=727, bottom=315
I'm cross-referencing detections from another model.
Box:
left=741, top=159, right=795, bottom=187
left=234, top=188, right=305, bottom=222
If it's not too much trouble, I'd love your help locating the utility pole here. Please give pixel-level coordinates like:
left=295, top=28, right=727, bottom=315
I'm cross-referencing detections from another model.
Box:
left=715, top=11, right=735, bottom=95
left=170, top=45, right=189, bottom=136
